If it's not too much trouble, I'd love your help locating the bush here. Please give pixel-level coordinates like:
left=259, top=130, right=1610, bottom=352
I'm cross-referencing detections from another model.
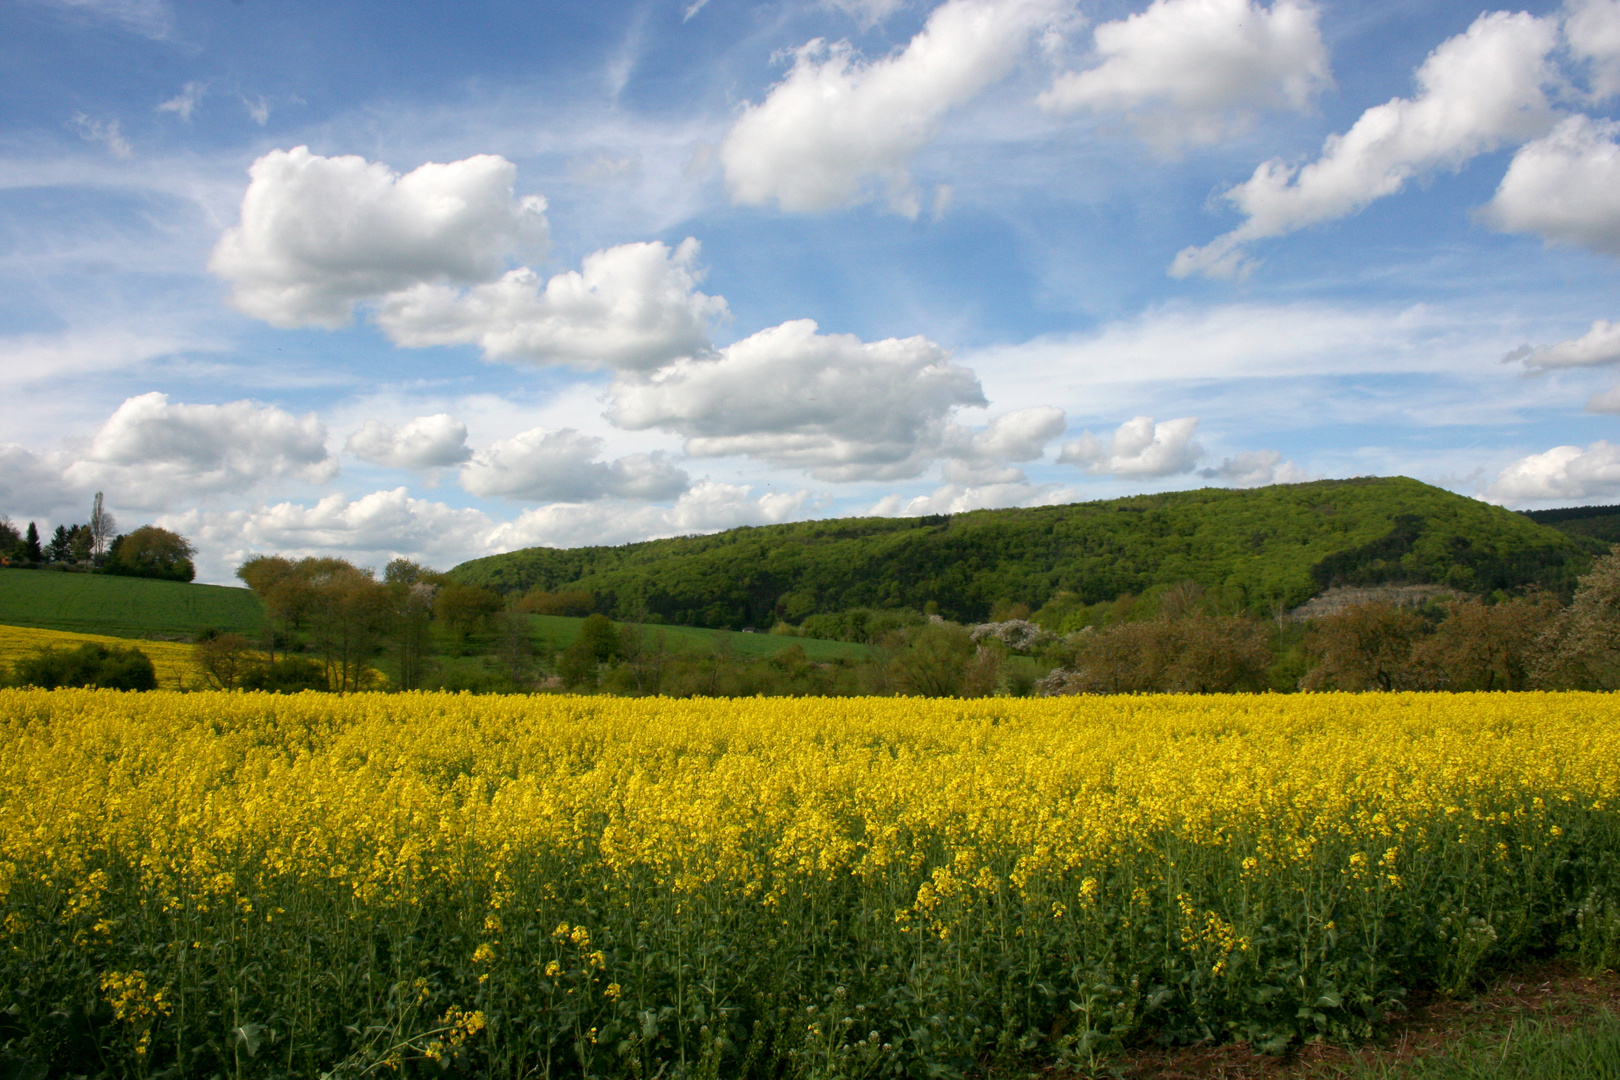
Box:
left=9, top=642, right=158, bottom=690
left=238, top=657, right=328, bottom=693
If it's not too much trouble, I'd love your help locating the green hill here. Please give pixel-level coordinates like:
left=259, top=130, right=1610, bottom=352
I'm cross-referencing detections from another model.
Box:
left=0, top=570, right=264, bottom=639
left=450, top=477, right=1589, bottom=629
left=1521, top=504, right=1620, bottom=549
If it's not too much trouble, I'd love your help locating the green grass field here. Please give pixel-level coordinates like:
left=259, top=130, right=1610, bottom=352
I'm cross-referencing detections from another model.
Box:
left=0, top=569, right=264, bottom=639
left=0, top=570, right=867, bottom=670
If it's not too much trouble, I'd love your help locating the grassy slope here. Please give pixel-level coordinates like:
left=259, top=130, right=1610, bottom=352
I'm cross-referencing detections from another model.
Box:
left=0, top=570, right=264, bottom=639
left=451, top=477, right=1588, bottom=628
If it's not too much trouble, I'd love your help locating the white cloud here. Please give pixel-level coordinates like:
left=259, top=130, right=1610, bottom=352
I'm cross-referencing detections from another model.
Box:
left=1039, top=0, right=1329, bottom=150
left=941, top=405, right=1065, bottom=482
left=961, top=302, right=1510, bottom=400
left=1058, top=415, right=1201, bottom=476
left=489, top=481, right=811, bottom=550
left=182, top=489, right=497, bottom=568
left=0, top=327, right=209, bottom=387
left=209, top=146, right=549, bottom=329
left=459, top=427, right=688, bottom=502
left=1198, top=448, right=1308, bottom=487
left=869, top=480, right=1080, bottom=516
left=62, top=392, right=337, bottom=509
left=0, top=444, right=74, bottom=520
left=720, top=0, right=1060, bottom=216
left=1172, top=11, right=1558, bottom=280
left=608, top=318, right=986, bottom=480
left=1586, top=383, right=1620, bottom=411
left=1485, top=440, right=1620, bottom=502
left=1506, top=318, right=1620, bottom=368
left=156, top=81, right=206, bottom=122
left=242, top=95, right=270, bottom=126
left=1483, top=115, right=1620, bottom=257
left=346, top=414, right=472, bottom=469
left=69, top=114, right=132, bottom=159
left=1566, top=0, right=1620, bottom=99
left=374, top=238, right=727, bottom=371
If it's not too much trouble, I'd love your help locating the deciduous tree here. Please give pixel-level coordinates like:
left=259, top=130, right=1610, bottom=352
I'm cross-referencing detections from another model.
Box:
left=1300, top=603, right=1427, bottom=691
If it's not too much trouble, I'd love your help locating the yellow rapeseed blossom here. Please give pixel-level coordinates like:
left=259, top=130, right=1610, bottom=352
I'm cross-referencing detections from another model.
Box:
left=1, top=688, right=1617, bottom=1078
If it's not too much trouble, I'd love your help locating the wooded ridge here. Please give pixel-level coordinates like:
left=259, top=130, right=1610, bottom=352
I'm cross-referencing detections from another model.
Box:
left=450, top=477, right=1593, bottom=630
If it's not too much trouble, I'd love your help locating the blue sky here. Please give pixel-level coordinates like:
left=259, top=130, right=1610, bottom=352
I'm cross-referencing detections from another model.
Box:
left=3, top=0, right=1620, bottom=582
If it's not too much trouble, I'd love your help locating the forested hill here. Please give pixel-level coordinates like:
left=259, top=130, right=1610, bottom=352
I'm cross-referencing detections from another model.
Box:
left=450, top=477, right=1590, bottom=630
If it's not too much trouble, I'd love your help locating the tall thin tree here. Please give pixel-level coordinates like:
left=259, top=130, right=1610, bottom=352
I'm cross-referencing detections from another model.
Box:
left=89, top=492, right=116, bottom=560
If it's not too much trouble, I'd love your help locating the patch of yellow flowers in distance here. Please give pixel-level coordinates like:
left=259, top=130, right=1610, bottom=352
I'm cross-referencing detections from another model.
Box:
left=1, top=689, right=1616, bottom=1077
left=0, top=624, right=200, bottom=688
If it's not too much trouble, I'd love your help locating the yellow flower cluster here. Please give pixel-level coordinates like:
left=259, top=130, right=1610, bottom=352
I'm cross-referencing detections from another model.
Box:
left=0, top=624, right=200, bottom=689
left=0, top=688, right=1616, bottom=1077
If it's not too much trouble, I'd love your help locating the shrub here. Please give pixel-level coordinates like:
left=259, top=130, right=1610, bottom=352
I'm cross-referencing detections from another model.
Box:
left=238, top=657, right=328, bottom=693
left=9, top=642, right=157, bottom=690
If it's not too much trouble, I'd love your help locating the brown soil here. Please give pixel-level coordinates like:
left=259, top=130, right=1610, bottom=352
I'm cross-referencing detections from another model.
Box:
left=1052, top=960, right=1620, bottom=1079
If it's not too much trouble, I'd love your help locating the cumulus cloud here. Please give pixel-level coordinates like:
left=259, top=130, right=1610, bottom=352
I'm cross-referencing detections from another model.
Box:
left=869, top=480, right=1080, bottom=516
left=1483, top=115, right=1620, bottom=257
left=1173, top=11, right=1558, bottom=279
left=1566, top=0, right=1620, bottom=100
left=720, top=0, right=1060, bottom=216
left=1039, top=0, right=1329, bottom=150
left=608, top=318, right=986, bottom=481
left=345, top=414, right=472, bottom=469
left=210, top=147, right=549, bottom=329
left=1198, top=449, right=1308, bottom=487
left=942, top=405, right=1066, bottom=483
left=180, top=489, right=497, bottom=568
left=1485, top=440, right=1620, bottom=502
left=156, top=81, right=205, bottom=121
left=0, top=444, right=74, bottom=518
left=175, top=482, right=810, bottom=583
left=374, top=238, right=727, bottom=371
left=1505, top=318, right=1620, bottom=368
left=1058, top=415, right=1201, bottom=476
left=61, top=392, right=336, bottom=508
left=459, top=427, right=689, bottom=502
left=488, top=481, right=811, bottom=550
left=1586, top=384, right=1620, bottom=412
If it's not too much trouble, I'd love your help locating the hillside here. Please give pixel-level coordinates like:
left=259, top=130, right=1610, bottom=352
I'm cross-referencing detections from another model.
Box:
left=451, top=477, right=1588, bottom=629
left=1522, top=504, right=1620, bottom=548
left=0, top=570, right=264, bottom=639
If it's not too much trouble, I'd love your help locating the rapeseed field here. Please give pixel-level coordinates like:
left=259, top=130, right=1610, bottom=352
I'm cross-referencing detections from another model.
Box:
left=1, top=690, right=1617, bottom=1078
left=0, top=625, right=200, bottom=690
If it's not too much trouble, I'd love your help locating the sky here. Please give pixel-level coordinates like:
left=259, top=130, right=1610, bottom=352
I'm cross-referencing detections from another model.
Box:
left=2, top=0, right=1620, bottom=583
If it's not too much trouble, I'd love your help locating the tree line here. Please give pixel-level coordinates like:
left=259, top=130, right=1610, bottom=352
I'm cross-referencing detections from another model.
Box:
left=10, top=541, right=1620, bottom=698
left=0, top=492, right=196, bottom=582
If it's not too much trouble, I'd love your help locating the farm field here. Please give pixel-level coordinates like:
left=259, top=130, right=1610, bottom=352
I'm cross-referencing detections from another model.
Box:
left=1, top=691, right=1617, bottom=1078
left=0, top=569, right=264, bottom=639
left=0, top=623, right=203, bottom=689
